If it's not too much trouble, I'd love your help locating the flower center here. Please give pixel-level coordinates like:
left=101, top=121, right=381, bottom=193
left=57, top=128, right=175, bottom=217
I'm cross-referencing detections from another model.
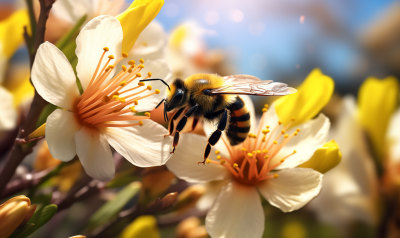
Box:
left=74, top=47, right=160, bottom=129
left=206, top=104, right=299, bottom=186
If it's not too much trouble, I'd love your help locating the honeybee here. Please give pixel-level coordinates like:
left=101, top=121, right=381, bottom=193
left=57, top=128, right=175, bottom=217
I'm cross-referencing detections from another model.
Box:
left=160, top=73, right=296, bottom=164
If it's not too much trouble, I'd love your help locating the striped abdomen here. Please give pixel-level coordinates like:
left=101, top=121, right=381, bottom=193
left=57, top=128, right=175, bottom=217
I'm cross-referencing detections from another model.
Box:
left=226, top=97, right=250, bottom=145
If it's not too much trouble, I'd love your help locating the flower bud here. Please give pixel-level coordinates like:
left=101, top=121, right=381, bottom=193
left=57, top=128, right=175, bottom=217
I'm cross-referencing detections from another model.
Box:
left=176, top=216, right=207, bottom=238
left=0, top=195, right=36, bottom=238
left=175, top=185, right=205, bottom=213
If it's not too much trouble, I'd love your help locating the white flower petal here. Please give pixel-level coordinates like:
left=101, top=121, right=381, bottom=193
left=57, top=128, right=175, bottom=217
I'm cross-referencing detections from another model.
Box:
left=75, top=128, right=114, bottom=180
left=308, top=96, right=379, bottom=226
left=166, top=133, right=228, bottom=183
left=240, top=95, right=257, bottom=133
left=131, top=21, right=167, bottom=60
left=75, top=15, right=123, bottom=90
left=206, top=182, right=264, bottom=238
left=45, top=109, right=79, bottom=161
left=52, top=0, right=96, bottom=24
left=258, top=104, right=281, bottom=135
left=31, top=42, right=79, bottom=109
left=133, top=59, right=173, bottom=112
left=0, top=86, right=17, bottom=130
left=197, top=180, right=228, bottom=211
left=388, top=109, right=400, bottom=162
left=275, top=113, right=330, bottom=169
left=105, top=119, right=172, bottom=167
left=258, top=168, right=322, bottom=212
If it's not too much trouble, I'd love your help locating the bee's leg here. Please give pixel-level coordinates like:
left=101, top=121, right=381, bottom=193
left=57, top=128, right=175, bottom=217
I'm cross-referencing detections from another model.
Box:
left=200, top=109, right=228, bottom=164
left=169, top=107, right=185, bottom=135
left=191, top=117, right=200, bottom=131
left=171, top=104, right=199, bottom=153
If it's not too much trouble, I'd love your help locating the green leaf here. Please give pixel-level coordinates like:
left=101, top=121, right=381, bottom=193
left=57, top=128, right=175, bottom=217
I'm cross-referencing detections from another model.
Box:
left=36, top=103, right=57, bottom=127
left=11, top=204, right=58, bottom=238
left=56, top=15, right=87, bottom=52
left=106, top=168, right=139, bottom=188
left=86, top=182, right=142, bottom=231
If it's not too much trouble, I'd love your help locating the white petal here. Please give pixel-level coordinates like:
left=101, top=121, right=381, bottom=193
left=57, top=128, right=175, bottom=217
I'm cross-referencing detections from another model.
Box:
left=240, top=95, right=257, bottom=133
left=206, top=182, right=264, bottom=238
left=258, top=168, right=322, bottom=212
left=45, top=109, right=79, bottom=161
left=274, top=113, right=330, bottom=169
left=308, top=96, right=379, bottom=226
left=166, top=133, right=228, bottom=183
left=258, top=104, right=281, bottom=135
left=388, top=109, right=400, bottom=162
left=130, top=21, right=167, bottom=60
left=75, top=15, right=123, bottom=90
left=0, top=87, right=17, bottom=130
left=105, top=119, right=172, bottom=167
left=75, top=128, right=114, bottom=180
left=197, top=180, right=228, bottom=211
left=52, top=0, right=96, bottom=24
left=31, top=42, right=79, bottom=109
left=133, top=59, right=173, bottom=112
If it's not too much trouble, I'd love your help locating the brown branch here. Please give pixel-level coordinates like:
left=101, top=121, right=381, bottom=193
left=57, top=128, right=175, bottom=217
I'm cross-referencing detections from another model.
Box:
left=1, top=169, right=50, bottom=199
left=0, top=0, right=55, bottom=193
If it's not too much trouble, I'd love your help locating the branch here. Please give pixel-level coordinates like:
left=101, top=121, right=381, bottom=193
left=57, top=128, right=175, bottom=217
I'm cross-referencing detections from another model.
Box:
left=0, top=0, right=55, bottom=193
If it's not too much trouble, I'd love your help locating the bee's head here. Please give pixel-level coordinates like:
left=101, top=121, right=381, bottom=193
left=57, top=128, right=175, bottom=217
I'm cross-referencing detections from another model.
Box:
left=165, top=78, right=188, bottom=112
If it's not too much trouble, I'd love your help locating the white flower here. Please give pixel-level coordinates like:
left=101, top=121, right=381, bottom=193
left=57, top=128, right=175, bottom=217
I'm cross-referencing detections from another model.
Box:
left=31, top=15, right=173, bottom=181
left=0, top=86, right=17, bottom=131
left=167, top=97, right=327, bottom=238
left=52, top=0, right=126, bottom=24
left=308, top=97, right=379, bottom=228
left=388, top=109, right=400, bottom=163
left=131, top=21, right=167, bottom=61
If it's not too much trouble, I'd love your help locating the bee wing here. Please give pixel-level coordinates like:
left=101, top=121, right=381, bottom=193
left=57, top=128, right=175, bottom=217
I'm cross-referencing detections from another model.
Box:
left=210, top=79, right=297, bottom=96
left=223, top=74, right=268, bottom=84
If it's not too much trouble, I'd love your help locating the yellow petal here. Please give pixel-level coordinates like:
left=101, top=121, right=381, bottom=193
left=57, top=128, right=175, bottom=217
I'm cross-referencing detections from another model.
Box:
left=7, top=75, right=34, bottom=108
left=299, top=140, right=342, bottom=173
left=119, top=215, right=160, bottom=238
left=358, top=76, right=399, bottom=160
left=28, top=123, right=46, bottom=139
left=274, top=69, right=334, bottom=127
left=117, top=0, right=164, bottom=53
left=170, top=24, right=188, bottom=50
left=0, top=9, right=30, bottom=59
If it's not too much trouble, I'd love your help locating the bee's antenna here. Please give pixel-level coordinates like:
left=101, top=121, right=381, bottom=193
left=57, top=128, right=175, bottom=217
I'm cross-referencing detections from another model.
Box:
left=140, top=78, right=170, bottom=91
left=155, top=98, right=165, bottom=109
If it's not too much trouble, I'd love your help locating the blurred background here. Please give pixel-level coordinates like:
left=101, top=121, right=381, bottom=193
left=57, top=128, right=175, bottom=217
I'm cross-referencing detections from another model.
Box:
left=152, top=0, right=400, bottom=94
left=2, top=0, right=400, bottom=94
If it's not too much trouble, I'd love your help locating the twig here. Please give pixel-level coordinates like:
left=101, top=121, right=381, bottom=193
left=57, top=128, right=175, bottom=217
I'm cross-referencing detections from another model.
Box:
left=1, top=169, right=48, bottom=199
left=56, top=180, right=106, bottom=211
left=0, top=0, right=55, bottom=193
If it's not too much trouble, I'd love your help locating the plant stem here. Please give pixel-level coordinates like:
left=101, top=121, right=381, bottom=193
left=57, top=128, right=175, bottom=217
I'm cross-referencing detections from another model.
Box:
left=0, top=0, right=55, bottom=193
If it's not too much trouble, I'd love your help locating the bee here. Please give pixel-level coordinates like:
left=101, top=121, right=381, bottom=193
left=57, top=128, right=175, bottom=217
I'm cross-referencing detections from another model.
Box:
left=157, top=73, right=296, bottom=164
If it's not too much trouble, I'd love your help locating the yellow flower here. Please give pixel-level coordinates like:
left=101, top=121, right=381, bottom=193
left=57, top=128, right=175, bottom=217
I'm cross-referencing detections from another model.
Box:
left=0, top=10, right=34, bottom=109
left=274, top=68, right=334, bottom=127
left=358, top=76, right=399, bottom=160
left=119, top=216, right=160, bottom=238
left=275, top=69, right=339, bottom=173
left=0, top=195, right=36, bottom=238
left=117, top=0, right=164, bottom=53
left=299, top=140, right=341, bottom=173
left=0, top=9, right=29, bottom=62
